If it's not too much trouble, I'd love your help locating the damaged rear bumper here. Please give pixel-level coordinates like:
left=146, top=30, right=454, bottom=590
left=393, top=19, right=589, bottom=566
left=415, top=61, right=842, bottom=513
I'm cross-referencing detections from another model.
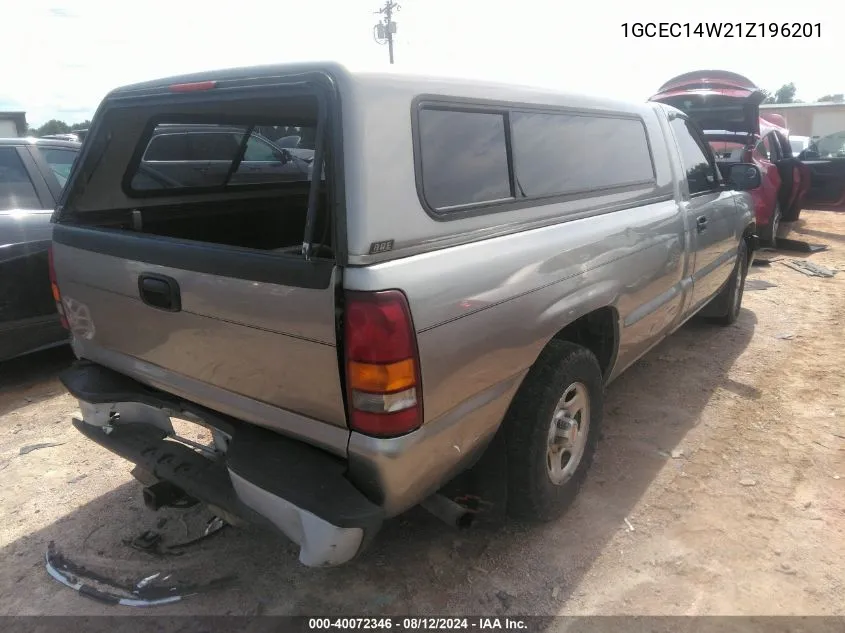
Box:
left=61, top=361, right=383, bottom=567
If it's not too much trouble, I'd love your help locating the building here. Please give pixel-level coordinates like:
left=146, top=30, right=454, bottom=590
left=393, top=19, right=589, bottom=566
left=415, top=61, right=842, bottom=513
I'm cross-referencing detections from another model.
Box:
left=0, top=111, right=27, bottom=137
left=760, top=102, right=845, bottom=138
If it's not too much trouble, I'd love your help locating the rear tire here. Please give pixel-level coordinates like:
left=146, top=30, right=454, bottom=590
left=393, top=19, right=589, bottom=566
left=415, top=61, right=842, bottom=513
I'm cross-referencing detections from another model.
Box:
left=760, top=203, right=781, bottom=247
left=504, top=340, right=603, bottom=522
left=709, top=239, right=749, bottom=326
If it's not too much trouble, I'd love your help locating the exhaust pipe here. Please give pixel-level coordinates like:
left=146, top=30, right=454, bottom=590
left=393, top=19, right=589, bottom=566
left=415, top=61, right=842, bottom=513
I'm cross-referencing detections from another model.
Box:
left=420, top=494, right=475, bottom=529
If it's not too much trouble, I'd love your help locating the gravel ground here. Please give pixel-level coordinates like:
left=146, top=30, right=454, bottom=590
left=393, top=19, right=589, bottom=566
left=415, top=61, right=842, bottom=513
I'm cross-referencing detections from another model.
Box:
left=0, top=210, right=843, bottom=617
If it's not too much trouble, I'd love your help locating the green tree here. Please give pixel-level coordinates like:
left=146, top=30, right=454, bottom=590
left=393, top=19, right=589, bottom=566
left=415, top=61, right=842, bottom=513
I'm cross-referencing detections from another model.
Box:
left=773, top=83, right=798, bottom=104
left=817, top=94, right=844, bottom=103
left=32, top=119, right=72, bottom=136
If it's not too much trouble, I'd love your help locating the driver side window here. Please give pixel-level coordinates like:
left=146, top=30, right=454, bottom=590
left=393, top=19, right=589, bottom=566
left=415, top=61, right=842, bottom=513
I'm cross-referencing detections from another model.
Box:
left=669, top=116, right=719, bottom=196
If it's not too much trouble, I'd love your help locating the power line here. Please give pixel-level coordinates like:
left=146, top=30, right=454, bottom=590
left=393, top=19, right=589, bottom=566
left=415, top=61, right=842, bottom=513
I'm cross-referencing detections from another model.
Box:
left=373, top=1, right=400, bottom=64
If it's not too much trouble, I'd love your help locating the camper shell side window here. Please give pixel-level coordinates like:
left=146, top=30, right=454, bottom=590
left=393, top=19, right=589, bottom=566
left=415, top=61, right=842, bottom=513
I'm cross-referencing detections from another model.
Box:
left=412, top=97, right=657, bottom=221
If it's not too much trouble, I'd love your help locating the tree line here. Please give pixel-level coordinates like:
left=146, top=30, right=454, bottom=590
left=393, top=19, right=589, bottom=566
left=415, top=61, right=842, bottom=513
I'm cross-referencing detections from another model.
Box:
left=28, top=119, right=92, bottom=137
left=762, top=83, right=844, bottom=105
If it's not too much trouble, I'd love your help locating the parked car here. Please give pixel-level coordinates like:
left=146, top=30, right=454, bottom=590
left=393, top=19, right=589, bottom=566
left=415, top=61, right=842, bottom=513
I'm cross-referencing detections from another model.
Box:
left=0, top=137, right=80, bottom=361
left=789, top=135, right=813, bottom=155
left=798, top=130, right=845, bottom=208
left=52, top=64, right=759, bottom=567
left=650, top=70, right=808, bottom=244
left=41, top=133, right=84, bottom=143
left=133, top=124, right=313, bottom=191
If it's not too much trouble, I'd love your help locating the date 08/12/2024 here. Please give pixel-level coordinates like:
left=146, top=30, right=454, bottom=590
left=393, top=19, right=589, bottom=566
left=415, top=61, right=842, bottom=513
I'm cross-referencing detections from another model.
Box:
left=621, top=22, right=821, bottom=38
left=308, top=618, right=527, bottom=630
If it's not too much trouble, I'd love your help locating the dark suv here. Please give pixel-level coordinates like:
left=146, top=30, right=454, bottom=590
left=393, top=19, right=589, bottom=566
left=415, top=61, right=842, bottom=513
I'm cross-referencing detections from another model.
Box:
left=0, top=137, right=80, bottom=361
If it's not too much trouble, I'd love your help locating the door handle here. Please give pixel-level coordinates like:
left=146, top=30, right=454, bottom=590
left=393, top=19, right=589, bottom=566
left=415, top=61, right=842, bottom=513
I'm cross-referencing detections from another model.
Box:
left=138, top=273, right=181, bottom=312
left=696, top=216, right=708, bottom=233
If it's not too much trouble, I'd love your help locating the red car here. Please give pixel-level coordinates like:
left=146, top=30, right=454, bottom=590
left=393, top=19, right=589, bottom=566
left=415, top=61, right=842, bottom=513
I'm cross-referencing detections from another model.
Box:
left=650, top=70, right=809, bottom=245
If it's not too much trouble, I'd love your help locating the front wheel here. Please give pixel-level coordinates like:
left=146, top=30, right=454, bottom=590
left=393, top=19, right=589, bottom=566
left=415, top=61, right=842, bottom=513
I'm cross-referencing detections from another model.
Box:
left=503, top=340, right=603, bottom=522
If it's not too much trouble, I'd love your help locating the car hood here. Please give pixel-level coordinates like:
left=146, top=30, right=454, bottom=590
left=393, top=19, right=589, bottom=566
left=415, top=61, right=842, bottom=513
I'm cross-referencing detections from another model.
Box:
left=650, top=70, right=765, bottom=135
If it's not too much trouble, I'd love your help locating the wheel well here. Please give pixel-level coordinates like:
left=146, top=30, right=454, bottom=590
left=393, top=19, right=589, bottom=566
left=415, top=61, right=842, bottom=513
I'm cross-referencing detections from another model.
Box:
left=551, top=307, right=618, bottom=378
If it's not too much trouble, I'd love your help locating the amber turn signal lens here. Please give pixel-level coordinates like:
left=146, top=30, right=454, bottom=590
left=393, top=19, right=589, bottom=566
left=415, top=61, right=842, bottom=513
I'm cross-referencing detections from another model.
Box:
left=348, top=358, right=416, bottom=393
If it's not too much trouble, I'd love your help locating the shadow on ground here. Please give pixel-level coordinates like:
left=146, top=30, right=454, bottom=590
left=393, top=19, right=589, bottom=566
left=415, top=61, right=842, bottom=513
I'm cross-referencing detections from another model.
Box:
left=0, top=311, right=757, bottom=617
left=789, top=226, right=845, bottom=245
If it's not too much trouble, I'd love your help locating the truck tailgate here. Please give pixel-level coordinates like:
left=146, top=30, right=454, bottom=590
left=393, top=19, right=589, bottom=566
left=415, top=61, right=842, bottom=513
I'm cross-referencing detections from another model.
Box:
left=53, top=231, right=347, bottom=435
left=49, top=73, right=349, bottom=448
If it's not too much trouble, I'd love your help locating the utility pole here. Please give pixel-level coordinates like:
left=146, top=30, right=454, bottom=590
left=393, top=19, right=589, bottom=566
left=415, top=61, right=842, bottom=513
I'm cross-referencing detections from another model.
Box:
left=373, top=1, right=400, bottom=64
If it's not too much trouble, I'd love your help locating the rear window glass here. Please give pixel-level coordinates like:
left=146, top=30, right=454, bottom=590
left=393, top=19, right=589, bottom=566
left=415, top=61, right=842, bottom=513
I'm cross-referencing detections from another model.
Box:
left=510, top=112, right=654, bottom=197
left=0, top=147, right=41, bottom=211
left=40, top=148, right=79, bottom=188
left=417, top=109, right=512, bottom=210
left=129, top=123, right=315, bottom=192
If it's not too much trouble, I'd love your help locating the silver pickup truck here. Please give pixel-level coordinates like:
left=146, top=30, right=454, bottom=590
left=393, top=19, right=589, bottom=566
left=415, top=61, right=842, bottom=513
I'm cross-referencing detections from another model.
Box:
left=51, top=63, right=759, bottom=567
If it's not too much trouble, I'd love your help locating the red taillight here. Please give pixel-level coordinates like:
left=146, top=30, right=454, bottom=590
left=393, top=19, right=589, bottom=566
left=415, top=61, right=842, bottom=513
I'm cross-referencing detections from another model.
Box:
left=343, top=290, right=422, bottom=438
left=47, top=245, right=69, bottom=330
left=169, top=80, right=217, bottom=93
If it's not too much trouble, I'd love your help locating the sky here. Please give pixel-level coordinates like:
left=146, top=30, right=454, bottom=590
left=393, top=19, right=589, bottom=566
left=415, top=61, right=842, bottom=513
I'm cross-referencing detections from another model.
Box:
left=1, top=0, right=842, bottom=127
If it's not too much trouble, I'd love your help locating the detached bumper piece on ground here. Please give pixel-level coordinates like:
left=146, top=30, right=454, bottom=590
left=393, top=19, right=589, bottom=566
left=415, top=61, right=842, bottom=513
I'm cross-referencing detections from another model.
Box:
left=45, top=541, right=235, bottom=607
left=782, top=259, right=838, bottom=278
left=62, top=361, right=385, bottom=567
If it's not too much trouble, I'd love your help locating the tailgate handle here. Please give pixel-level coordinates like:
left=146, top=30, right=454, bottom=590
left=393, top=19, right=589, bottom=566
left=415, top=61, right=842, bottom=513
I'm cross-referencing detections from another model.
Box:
left=138, top=274, right=181, bottom=312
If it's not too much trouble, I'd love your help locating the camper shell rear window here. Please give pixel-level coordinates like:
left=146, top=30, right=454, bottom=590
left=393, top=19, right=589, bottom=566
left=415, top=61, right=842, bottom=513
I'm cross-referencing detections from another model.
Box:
left=124, top=115, right=318, bottom=197
left=57, top=83, right=336, bottom=260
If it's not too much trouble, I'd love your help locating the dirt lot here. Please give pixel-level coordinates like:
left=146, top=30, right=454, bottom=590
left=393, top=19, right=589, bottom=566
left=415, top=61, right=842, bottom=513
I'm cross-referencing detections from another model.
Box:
left=1, top=210, right=843, bottom=617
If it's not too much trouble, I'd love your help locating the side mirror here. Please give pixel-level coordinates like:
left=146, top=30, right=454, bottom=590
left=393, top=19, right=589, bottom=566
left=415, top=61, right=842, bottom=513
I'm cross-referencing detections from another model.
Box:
left=728, top=163, right=761, bottom=191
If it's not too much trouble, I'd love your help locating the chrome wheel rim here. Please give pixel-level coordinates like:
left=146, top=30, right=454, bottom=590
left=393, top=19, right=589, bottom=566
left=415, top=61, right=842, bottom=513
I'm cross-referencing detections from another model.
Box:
left=546, top=382, right=590, bottom=485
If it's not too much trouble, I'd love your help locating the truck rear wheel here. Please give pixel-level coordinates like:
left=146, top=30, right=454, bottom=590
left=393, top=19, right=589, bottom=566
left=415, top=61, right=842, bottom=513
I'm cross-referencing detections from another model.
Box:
left=708, top=239, right=749, bottom=326
left=504, top=340, right=603, bottom=521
